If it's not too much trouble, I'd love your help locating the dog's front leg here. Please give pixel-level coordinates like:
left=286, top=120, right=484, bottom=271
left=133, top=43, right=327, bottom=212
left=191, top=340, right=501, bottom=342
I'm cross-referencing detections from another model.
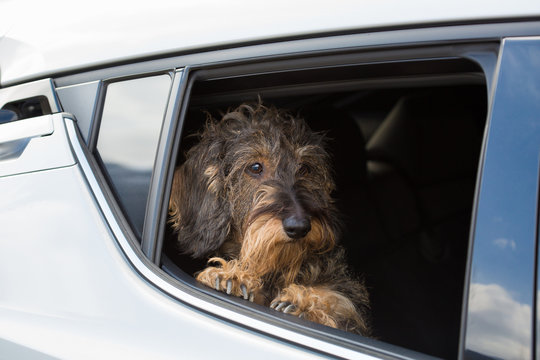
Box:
left=271, top=284, right=368, bottom=334
left=196, top=257, right=265, bottom=303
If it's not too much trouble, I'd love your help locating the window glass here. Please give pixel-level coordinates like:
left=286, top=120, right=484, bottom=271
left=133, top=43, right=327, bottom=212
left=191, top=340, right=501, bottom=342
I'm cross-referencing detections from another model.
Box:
left=97, top=74, right=171, bottom=237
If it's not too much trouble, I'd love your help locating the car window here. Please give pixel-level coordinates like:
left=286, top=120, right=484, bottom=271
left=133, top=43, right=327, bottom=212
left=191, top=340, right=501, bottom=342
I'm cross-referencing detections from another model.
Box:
left=162, top=56, right=489, bottom=359
left=96, top=74, right=171, bottom=237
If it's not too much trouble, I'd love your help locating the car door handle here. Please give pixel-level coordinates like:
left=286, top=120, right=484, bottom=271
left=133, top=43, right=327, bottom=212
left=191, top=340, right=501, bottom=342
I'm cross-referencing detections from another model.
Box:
left=0, top=114, right=75, bottom=176
left=0, top=115, right=55, bottom=162
left=0, top=115, right=54, bottom=144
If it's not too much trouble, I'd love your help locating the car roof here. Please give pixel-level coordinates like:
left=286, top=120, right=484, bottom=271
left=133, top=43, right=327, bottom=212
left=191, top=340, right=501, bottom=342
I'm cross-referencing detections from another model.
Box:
left=1, top=0, right=540, bottom=86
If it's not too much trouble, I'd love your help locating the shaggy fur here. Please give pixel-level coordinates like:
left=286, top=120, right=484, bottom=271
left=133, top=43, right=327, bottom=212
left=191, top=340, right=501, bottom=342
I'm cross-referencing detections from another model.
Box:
left=169, top=102, right=370, bottom=335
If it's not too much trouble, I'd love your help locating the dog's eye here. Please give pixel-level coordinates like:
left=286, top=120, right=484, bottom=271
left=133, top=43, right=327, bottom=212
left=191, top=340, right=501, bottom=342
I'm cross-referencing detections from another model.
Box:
left=298, top=163, right=311, bottom=176
left=247, top=162, right=264, bottom=175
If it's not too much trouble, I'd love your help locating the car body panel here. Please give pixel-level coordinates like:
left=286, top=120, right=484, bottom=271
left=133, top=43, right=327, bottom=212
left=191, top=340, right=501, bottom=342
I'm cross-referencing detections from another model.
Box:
left=1, top=1, right=540, bottom=86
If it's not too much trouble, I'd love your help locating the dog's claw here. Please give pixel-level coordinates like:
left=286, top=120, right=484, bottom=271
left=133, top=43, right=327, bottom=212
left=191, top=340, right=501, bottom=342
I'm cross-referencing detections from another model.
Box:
left=241, top=284, right=248, bottom=300
left=275, top=301, right=291, bottom=311
left=212, top=276, right=255, bottom=301
left=271, top=301, right=299, bottom=315
left=283, top=304, right=297, bottom=314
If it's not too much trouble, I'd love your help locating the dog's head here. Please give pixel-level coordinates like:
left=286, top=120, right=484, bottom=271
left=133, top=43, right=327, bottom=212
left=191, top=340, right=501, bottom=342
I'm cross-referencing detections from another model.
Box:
left=170, top=102, right=339, bottom=265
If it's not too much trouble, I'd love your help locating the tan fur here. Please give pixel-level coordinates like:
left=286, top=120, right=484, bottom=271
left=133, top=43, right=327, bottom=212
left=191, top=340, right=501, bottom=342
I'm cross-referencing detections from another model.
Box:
left=204, top=165, right=220, bottom=193
left=273, top=284, right=369, bottom=334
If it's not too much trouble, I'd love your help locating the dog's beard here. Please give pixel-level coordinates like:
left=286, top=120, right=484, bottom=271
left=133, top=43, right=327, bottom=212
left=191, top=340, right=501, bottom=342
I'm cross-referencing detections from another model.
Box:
left=239, top=214, right=335, bottom=284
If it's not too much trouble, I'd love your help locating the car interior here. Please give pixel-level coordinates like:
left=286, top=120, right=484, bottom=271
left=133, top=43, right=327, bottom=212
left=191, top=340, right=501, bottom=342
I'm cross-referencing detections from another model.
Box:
left=162, top=56, right=488, bottom=359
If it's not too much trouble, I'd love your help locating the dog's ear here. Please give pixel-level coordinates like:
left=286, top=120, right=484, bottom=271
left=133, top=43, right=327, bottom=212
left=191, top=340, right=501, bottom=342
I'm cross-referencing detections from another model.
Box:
left=169, top=137, right=232, bottom=258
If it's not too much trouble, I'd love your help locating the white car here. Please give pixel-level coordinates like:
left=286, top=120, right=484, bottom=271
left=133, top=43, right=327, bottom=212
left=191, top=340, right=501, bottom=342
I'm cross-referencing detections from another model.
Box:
left=1, top=1, right=540, bottom=359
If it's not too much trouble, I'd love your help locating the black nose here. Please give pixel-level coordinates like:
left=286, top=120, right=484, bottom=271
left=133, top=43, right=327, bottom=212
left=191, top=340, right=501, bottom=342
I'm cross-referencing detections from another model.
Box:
left=282, top=216, right=311, bottom=239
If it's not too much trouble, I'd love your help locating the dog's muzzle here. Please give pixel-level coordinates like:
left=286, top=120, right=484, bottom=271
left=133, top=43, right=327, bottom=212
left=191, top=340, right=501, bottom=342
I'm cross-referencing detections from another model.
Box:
left=282, top=215, right=311, bottom=239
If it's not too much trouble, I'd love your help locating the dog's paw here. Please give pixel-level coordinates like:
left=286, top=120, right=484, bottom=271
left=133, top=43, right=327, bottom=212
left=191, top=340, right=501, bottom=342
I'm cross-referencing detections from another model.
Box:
left=270, top=284, right=361, bottom=330
left=196, top=257, right=263, bottom=303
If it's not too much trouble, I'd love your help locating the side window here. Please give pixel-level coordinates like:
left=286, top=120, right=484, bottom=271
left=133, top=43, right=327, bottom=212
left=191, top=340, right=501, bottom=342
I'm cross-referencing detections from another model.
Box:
left=96, top=74, right=171, bottom=237
left=162, top=57, right=489, bottom=359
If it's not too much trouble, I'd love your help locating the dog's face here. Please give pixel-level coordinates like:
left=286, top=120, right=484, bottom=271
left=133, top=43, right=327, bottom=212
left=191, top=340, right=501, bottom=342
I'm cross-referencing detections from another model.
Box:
left=170, top=103, right=339, bottom=267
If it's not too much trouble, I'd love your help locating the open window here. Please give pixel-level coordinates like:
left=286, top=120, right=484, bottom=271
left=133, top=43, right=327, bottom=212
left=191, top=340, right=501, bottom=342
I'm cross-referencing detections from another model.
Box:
left=155, top=52, right=488, bottom=358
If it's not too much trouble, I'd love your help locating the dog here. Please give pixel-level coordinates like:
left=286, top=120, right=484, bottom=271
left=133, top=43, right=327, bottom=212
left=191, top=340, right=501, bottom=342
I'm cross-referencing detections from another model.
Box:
left=169, top=102, right=370, bottom=335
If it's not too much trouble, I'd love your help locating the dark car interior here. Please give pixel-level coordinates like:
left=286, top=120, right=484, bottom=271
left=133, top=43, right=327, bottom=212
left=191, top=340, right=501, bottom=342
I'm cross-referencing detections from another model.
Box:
left=162, top=56, right=488, bottom=359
